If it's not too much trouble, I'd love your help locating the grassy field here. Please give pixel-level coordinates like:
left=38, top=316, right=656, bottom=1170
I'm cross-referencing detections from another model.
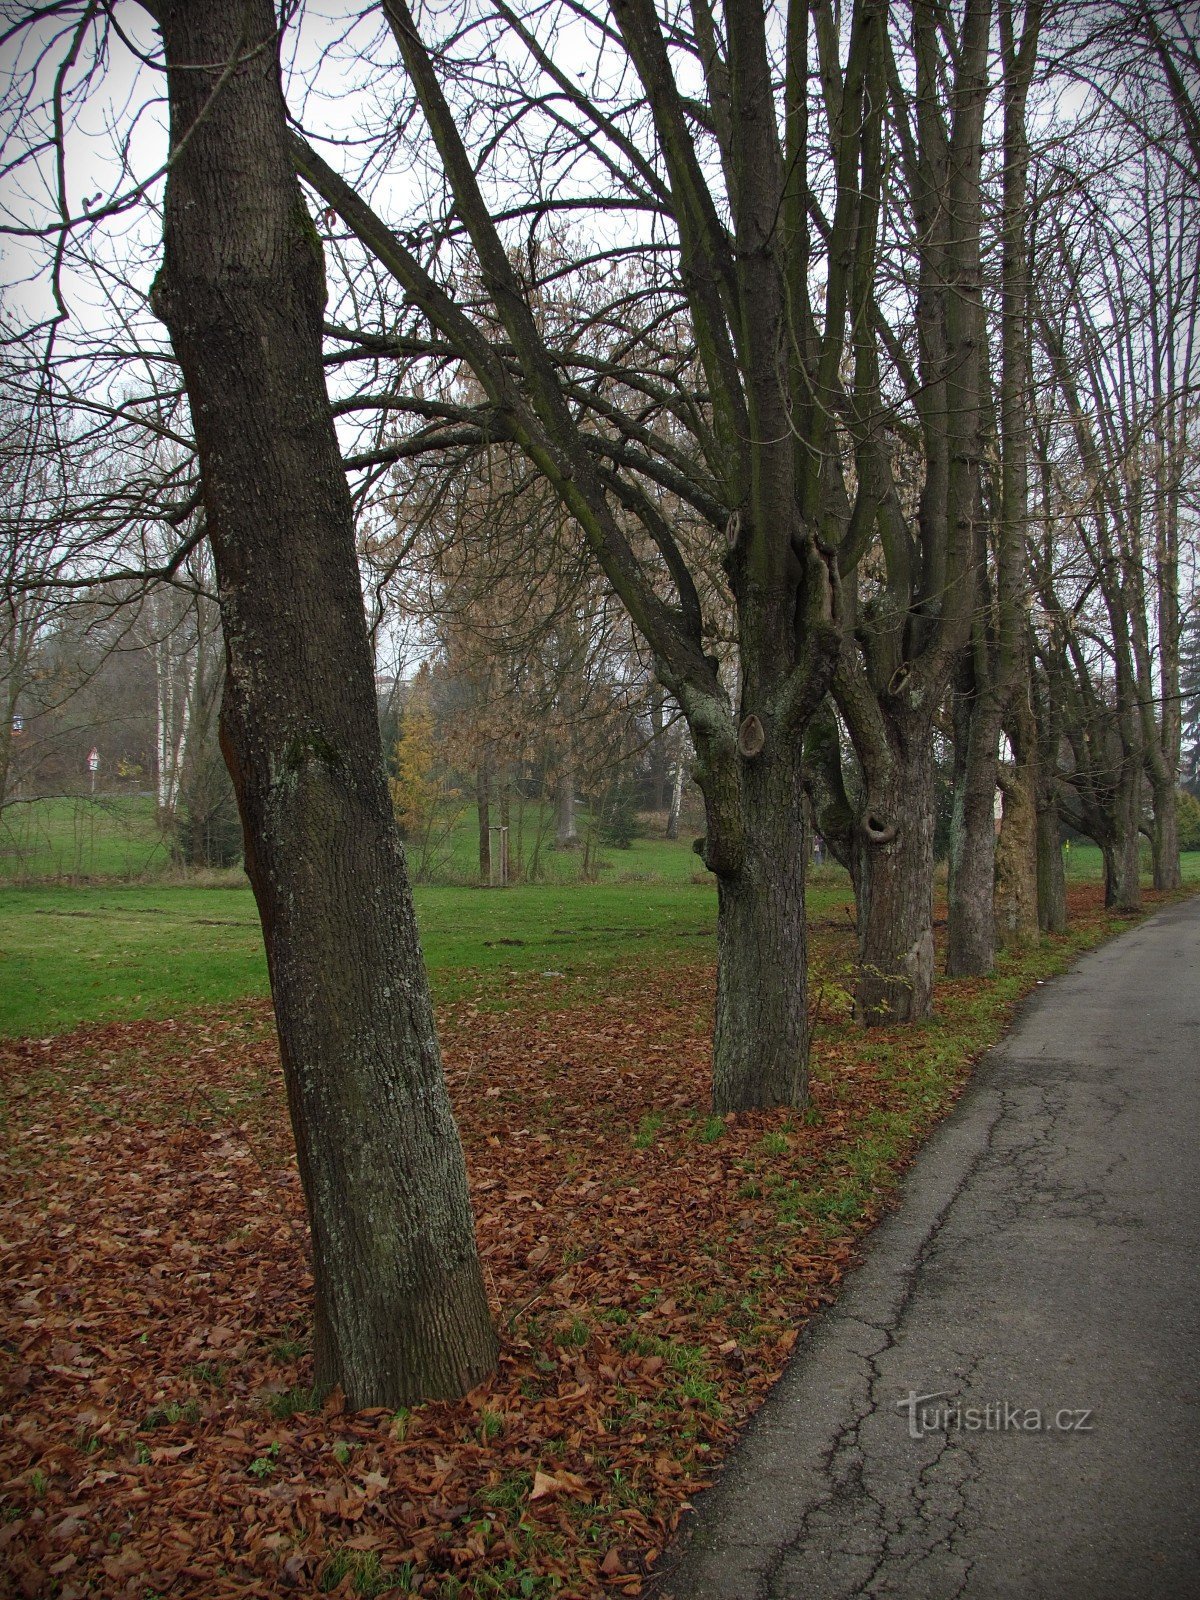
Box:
left=0, top=793, right=704, bottom=887
left=0, top=869, right=879, bottom=1038
left=402, top=796, right=712, bottom=885
left=0, top=793, right=170, bottom=881
left=2, top=793, right=1196, bottom=1039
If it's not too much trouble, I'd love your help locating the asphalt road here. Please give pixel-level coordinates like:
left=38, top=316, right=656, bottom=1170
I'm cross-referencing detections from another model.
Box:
left=660, top=896, right=1200, bottom=1600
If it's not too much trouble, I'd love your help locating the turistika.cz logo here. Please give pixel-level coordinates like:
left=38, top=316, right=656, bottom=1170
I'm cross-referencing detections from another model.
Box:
left=897, top=1390, right=1095, bottom=1440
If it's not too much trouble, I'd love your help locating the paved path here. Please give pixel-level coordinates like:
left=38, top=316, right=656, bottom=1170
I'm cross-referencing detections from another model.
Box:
left=660, top=897, right=1200, bottom=1600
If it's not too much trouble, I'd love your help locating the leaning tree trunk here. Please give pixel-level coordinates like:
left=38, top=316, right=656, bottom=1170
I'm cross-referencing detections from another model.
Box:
left=856, top=715, right=936, bottom=1025
left=700, top=743, right=810, bottom=1114
left=153, top=0, right=496, bottom=1408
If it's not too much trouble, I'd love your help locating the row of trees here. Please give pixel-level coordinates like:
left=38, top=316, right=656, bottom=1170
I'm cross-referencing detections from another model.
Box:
left=1, top=0, right=1195, bottom=1405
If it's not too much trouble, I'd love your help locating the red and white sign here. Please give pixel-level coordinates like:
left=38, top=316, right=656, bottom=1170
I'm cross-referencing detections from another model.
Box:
left=87, top=747, right=100, bottom=772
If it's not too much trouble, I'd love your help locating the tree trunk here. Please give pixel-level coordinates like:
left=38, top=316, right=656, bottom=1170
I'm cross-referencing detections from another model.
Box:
left=995, top=758, right=1038, bottom=947
left=555, top=767, right=578, bottom=847
left=1150, top=779, right=1182, bottom=891
left=0, top=695, right=14, bottom=816
left=982, top=0, right=1043, bottom=957
left=802, top=695, right=859, bottom=891
left=1036, top=801, right=1066, bottom=935
left=1033, top=646, right=1067, bottom=935
left=1106, top=761, right=1143, bottom=911
left=946, top=674, right=1000, bottom=976
left=855, top=718, right=936, bottom=1024
left=995, top=690, right=1040, bottom=948
left=476, top=758, right=491, bottom=885
left=153, top=0, right=495, bottom=1408
left=705, top=745, right=810, bottom=1113
left=665, top=760, right=683, bottom=841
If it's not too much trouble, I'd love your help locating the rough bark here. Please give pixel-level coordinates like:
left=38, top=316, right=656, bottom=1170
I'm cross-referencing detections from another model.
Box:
left=1150, top=780, right=1182, bottom=892
left=994, top=691, right=1039, bottom=948
left=831, top=0, right=992, bottom=1017
left=995, top=761, right=1038, bottom=947
left=152, top=0, right=495, bottom=1408
left=1105, top=760, right=1143, bottom=911
left=704, top=743, right=810, bottom=1113
left=945, top=0, right=1042, bottom=977
left=1036, top=801, right=1066, bottom=935
left=946, top=655, right=1000, bottom=976
left=1032, top=652, right=1067, bottom=935
left=803, top=696, right=859, bottom=891
left=854, top=715, right=936, bottom=1025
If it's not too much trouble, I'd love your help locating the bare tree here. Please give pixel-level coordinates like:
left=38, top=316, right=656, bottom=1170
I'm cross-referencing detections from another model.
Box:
left=943, top=0, right=1045, bottom=973
left=287, top=0, right=1014, bottom=1081
left=144, top=0, right=497, bottom=1406
left=1030, top=128, right=1198, bottom=902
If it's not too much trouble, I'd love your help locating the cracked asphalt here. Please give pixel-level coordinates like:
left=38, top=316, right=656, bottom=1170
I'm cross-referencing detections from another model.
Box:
left=659, top=896, right=1200, bottom=1600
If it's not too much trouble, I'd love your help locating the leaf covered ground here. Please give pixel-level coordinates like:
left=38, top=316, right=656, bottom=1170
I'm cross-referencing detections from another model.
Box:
left=0, top=884, right=1152, bottom=1599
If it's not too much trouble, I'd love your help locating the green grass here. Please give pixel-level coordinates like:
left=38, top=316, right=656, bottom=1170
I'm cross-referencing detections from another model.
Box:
left=7, top=795, right=1198, bottom=893
left=2, top=792, right=1194, bottom=1041
left=0, top=865, right=876, bottom=1038
left=0, top=794, right=169, bottom=882
left=0, top=886, right=269, bottom=1037
left=399, top=796, right=708, bottom=887
left=0, top=871, right=721, bottom=1038
left=1, top=793, right=709, bottom=889
left=317, top=1548, right=404, bottom=1597
left=1061, top=840, right=1200, bottom=884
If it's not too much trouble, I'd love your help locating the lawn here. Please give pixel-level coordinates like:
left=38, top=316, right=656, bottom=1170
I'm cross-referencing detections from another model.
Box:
left=0, top=798, right=740, bottom=1036
left=0, top=869, right=865, bottom=1039
left=403, top=800, right=711, bottom=887
left=0, top=793, right=707, bottom=888
left=1061, top=840, right=1200, bottom=884
left=0, top=793, right=170, bottom=882
left=0, top=876, right=730, bottom=1038
left=4, top=806, right=1198, bottom=1039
